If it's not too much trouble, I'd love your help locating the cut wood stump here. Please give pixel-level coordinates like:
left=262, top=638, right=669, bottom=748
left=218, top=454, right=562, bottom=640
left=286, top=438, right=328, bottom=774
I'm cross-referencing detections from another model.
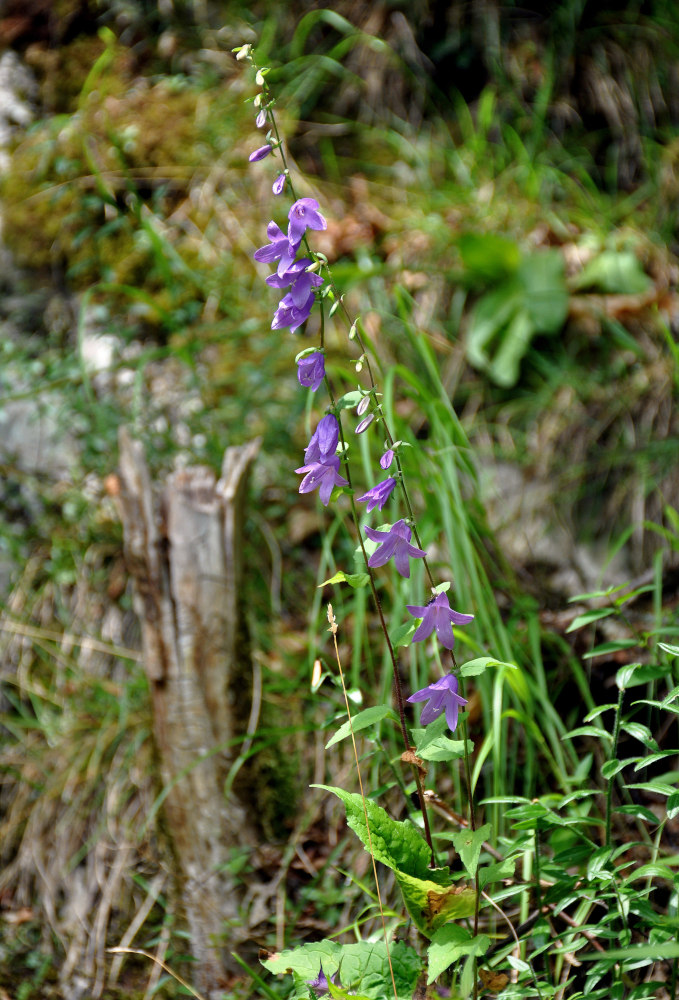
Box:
left=117, top=427, right=260, bottom=998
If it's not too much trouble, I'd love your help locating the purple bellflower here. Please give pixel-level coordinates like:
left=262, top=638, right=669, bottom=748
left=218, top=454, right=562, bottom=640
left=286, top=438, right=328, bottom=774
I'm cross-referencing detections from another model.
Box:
left=249, top=144, right=272, bottom=162
left=380, top=449, right=395, bottom=470
left=288, top=198, right=327, bottom=244
left=407, top=672, right=468, bottom=733
left=304, top=414, right=339, bottom=463
left=272, top=290, right=315, bottom=332
left=306, top=963, right=339, bottom=996
left=406, top=592, right=474, bottom=651
left=364, top=519, right=426, bottom=578
left=266, top=258, right=323, bottom=307
left=272, top=173, right=286, bottom=195
left=296, top=414, right=348, bottom=506
left=356, top=477, right=396, bottom=512
left=253, top=222, right=300, bottom=276
left=297, top=351, right=325, bottom=391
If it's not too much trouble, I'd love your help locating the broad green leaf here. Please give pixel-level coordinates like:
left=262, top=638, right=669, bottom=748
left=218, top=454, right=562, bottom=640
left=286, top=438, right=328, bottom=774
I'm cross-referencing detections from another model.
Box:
left=325, top=705, right=397, bottom=749
left=417, top=736, right=471, bottom=762
left=566, top=609, right=615, bottom=632
left=620, top=722, right=658, bottom=750
left=427, top=925, right=489, bottom=983
left=261, top=939, right=421, bottom=1000
left=315, top=785, right=446, bottom=880
left=460, top=655, right=517, bottom=677
left=458, top=232, right=521, bottom=282
left=627, top=781, right=677, bottom=797
left=518, top=249, right=568, bottom=332
left=451, top=823, right=492, bottom=879
left=622, top=863, right=675, bottom=885
left=335, top=390, right=363, bottom=410
left=571, top=250, right=651, bottom=295
left=478, top=856, right=516, bottom=889
left=315, top=786, right=476, bottom=936
left=319, top=571, right=370, bottom=589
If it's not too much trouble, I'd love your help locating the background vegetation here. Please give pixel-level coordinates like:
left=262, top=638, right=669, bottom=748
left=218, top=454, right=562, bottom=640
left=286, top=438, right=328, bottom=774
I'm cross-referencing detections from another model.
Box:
left=0, top=1, right=678, bottom=997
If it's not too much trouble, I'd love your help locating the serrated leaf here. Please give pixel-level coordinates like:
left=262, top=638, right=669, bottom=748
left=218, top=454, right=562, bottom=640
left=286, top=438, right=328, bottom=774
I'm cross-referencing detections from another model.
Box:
left=325, top=705, right=397, bottom=749
left=566, top=609, right=616, bottom=632
left=451, top=823, right=492, bottom=879
left=427, top=925, right=489, bottom=983
left=261, top=938, right=421, bottom=1000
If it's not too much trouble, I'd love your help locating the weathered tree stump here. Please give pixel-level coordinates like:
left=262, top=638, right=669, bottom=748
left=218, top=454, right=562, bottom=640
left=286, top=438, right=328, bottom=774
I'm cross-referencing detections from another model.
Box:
left=117, top=428, right=260, bottom=997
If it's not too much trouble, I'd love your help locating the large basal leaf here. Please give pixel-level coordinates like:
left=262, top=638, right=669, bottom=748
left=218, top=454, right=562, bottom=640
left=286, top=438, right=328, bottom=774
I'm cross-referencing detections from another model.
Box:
left=571, top=250, right=652, bottom=295
left=261, top=939, right=422, bottom=1000
left=316, top=786, right=476, bottom=937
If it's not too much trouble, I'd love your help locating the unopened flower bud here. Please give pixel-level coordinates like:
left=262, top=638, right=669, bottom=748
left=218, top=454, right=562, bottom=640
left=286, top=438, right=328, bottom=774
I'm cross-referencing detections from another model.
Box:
left=356, top=395, right=371, bottom=416
left=355, top=414, right=375, bottom=434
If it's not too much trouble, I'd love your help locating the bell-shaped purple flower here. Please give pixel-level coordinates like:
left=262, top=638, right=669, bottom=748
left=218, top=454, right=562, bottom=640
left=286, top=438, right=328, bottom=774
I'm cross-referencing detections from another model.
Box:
left=356, top=477, right=396, bottom=512
left=407, top=672, right=468, bottom=733
left=296, top=455, right=348, bottom=506
left=297, top=351, right=325, bottom=391
left=406, top=592, right=474, bottom=651
left=254, top=222, right=301, bottom=275
left=380, top=449, right=394, bottom=470
left=272, top=290, right=315, bottom=332
left=249, top=144, right=273, bottom=162
left=364, top=519, right=427, bottom=578
left=304, top=414, right=339, bottom=464
left=288, top=197, right=327, bottom=244
left=267, top=258, right=323, bottom=307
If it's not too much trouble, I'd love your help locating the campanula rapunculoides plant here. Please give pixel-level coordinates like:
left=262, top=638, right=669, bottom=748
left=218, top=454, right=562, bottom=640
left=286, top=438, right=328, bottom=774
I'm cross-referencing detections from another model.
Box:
left=234, top=40, right=504, bottom=1000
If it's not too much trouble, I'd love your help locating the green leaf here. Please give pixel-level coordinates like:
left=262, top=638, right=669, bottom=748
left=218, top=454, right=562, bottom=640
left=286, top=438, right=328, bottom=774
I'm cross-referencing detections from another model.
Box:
left=261, top=939, right=421, bottom=1000
left=579, top=942, right=679, bottom=961
left=566, top=609, right=615, bottom=632
left=659, top=641, right=679, bottom=657
left=458, top=232, right=521, bottom=282
left=417, top=736, right=471, bottom=762
left=390, top=621, right=416, bottom=648
left=325, top=705, right=398, bottom=749
left=319, top=571, right=370, bottom=589
left=620, top=722, right=658, bottom=750
left=571, top=250, right=652, bottom=295
left=478, top=857, right=516, bottom=889
left=582, top=639, right=639, bottom=659
left=668, top=792, right=679, bottom=820
left=315, top=785, right=476, bottom=936
left=460, top=656, right=517, bottom=677
left=314, top=785, right=443, bottom=879
left=615, top=804, right=661, bottom=824
left=427, top=925, right=490, bottom=983
left=602, top=757, right=638, bottom=779
left=451, top=824, right=492, bottom=879
left=563, top=726, right=613, bottom=741
left=518, top=249, right=569, bottom=332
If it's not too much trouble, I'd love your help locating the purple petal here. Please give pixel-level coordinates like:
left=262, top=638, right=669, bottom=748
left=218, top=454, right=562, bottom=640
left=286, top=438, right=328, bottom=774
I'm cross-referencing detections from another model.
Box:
left=380, top=449, right=394, bottom=470
left=249, top=144, right=273, bottom=162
